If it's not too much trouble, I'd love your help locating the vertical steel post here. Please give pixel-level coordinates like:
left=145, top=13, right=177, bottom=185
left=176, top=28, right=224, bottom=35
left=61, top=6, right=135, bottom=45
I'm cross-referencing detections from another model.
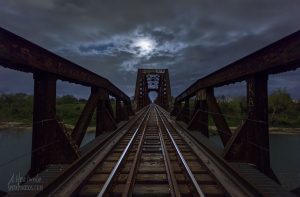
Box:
left=246, top=74, right=270, bottom=174
left=176, top=98, right=190, bottom=124
left=31, top=73, right=57, bottom=175
left=122, top=101, right=129, bottom=121
left=188, top=90, right=209, bottom=137
left=96, top=89, right=117, bottom=137
left=170, top=102, right=181, bottom=116
left=126, top=101, right=135, bottom=116
left=115, top=98, right=122, bottom=123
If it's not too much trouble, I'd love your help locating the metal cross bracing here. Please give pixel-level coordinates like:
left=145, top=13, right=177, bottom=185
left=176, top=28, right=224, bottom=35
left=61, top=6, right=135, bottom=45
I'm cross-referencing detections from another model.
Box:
left=134, top=69, right=172, bottom=111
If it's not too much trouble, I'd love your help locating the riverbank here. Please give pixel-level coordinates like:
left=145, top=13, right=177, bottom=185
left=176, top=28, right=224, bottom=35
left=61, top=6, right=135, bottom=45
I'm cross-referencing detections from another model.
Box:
left=269, top=127, right=300, bottom=135
left=1, top=122, right=300, bottom=134
left=209, top=126, right=300, bottom=135
left=0, top=122, right=96, bottom=133
left=0, top=122, right=31, bottom=130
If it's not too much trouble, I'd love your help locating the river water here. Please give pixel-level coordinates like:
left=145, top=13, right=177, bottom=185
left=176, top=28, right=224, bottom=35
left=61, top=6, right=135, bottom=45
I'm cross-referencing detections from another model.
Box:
left=0, top=128, right=300, bottom=192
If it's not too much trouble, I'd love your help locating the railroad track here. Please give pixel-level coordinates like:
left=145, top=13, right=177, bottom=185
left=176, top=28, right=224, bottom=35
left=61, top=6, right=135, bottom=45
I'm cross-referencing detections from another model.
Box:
left=37, top=104, right=261, bottom=197
left=75, top=105, right=225, bottom=196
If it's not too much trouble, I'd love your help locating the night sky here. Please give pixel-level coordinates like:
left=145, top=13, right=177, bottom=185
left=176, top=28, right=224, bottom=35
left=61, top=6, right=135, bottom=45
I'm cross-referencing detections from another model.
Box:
left=0, top=0, right=300, bottom=98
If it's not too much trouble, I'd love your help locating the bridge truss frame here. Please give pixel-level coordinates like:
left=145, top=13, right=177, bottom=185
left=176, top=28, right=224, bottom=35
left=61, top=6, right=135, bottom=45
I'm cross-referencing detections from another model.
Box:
left=0, top=27, right=134, bottom=176
left=172, top=30, right=300, bottom=180
left=134, top=68, right=171, bottom=111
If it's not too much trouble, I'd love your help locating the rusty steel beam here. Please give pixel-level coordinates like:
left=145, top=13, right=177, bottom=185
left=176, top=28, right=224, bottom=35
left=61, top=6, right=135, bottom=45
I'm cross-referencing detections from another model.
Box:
left=0, top=27, right=129, bottom=102
left=96, top=89, right=117, bottom=136
left=175, top=30, right=300, bottom=102
left=188, top=100, right=209, bottom=137
left=115, top=99, right=123, bottom=123
left=176, top=98, right=190, bottom=124
left=30, top=73, right=78, bottom=176
left=206, top=88, right=232, bottom=145
left=72, top=88, right=99, bottom=147
left=223, top=75, right=274, bottom=179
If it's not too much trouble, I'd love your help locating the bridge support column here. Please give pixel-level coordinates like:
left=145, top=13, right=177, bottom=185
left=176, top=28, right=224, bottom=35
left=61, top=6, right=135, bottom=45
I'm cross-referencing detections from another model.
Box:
left=123, top=100, right=134, bottom=118
left=170, top=102, right=181, bottom=116
left=176, top=98, right=190, bottom=124
left=245, top=75, right=271, bottom=174
left=163, top=70, right=171, bottom=111
left=116, top=99, right=130, bottom=122
left=96, top=89, right=117, bottom=137
left=125, top=101, right=135, bottom=116
left=30, top=73, right=78, bottom=176
left=188, top=90, right=209, bottom=137
left=116, top=98, right=122, bottom=123
left=223, top=75, right=275, bottom=179
left=122, top=101, right=129, bottom=121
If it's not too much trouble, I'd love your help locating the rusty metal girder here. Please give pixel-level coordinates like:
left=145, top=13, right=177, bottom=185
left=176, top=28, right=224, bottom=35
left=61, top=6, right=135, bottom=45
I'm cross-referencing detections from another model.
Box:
left=175, top=30, right=300, bottom=102
left=30, top=73, right=79, bottom=176
left=72, top=88, right=99, bottom=147
left=0, top=27, right=129, bottom=102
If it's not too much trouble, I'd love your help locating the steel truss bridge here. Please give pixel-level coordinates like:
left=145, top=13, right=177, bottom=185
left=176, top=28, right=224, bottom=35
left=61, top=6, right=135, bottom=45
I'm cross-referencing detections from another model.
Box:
left=0, top=27, right=300, bottom=196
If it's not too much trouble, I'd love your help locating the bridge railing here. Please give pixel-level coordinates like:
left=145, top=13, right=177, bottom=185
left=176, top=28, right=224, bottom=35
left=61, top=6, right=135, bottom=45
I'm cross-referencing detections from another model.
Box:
left=172, top=30, right=300, bottom=179
left=0, top=27, right=134, bottom=176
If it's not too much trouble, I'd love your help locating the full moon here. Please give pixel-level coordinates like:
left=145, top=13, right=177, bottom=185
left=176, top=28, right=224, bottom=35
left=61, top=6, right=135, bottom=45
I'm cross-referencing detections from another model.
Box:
left=132, top=37, right=156, bottom=56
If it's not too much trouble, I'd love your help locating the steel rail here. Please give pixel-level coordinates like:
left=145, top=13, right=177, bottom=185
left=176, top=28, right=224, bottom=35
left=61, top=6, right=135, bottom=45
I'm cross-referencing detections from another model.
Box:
left=98, top=107, right=151, bottom=197
left=122, top=111, right=149, bottom=196
left=155, top=106, right=206, bottom=197
left=40, top=106, right=150, bottom=197
left=155, top=109, right=181, bottom=197
left=156, top=105, right=261, bottom=196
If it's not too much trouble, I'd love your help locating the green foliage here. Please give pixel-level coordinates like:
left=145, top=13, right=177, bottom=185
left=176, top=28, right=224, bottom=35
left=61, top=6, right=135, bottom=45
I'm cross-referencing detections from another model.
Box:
left=0, top=93, right=33, bottom=124
left=0, top=93, right=118, bottom=127
left=216, top=90, right=299, bottom=127
left=188, top=89, right=299, bottom=127
left=268, top=88, right=300, bottom=127
left=217, top=96, right=247, bottom=126
left=0, top=94, right=93, bottom=126
left=56, top=95, right=89, bottom=125
left=0, top=89, right=299, bottom=128
left=56, top=95, right=79, bottom=105
left=56, top=103, right=87, bottom=126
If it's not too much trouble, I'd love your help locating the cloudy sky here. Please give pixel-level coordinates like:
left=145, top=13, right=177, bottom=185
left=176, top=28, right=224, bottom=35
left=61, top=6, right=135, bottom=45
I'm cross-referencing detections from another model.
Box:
left=0, top=0, right=300, bottom=98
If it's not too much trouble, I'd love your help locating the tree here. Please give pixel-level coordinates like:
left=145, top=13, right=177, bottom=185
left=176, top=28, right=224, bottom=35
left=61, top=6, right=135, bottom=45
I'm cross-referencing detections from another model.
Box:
left=57, top=95, right=78, bottom=104
left=268, top=88, right=294, bottom=126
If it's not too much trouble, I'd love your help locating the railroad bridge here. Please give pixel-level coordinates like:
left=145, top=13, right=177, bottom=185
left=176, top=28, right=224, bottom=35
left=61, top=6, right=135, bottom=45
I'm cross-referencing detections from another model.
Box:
left=1, top=27, right=300, bottom=196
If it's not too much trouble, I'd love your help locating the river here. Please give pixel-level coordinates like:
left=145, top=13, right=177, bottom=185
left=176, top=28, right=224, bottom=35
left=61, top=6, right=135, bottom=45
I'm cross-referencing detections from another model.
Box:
left=0, top=128, right=300, bottom=192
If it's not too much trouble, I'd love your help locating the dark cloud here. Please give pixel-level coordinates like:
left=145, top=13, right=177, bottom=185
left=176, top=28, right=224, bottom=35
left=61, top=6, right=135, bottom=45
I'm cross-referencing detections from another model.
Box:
left=78, top=43, right=115, bottom=54
left=0, top=0, right=300, bottom=98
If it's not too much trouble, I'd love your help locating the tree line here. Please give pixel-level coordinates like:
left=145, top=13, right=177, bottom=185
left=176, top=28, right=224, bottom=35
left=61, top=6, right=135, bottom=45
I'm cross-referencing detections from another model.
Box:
left=0, top=88, right=299, bottom=127
left=214, top=88, right=300, bottom=127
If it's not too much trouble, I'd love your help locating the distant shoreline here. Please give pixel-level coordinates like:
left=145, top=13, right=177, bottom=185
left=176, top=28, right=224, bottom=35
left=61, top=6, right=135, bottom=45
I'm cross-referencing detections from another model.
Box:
left=0, top=122, right=96, bottom=133
left=1, top=122, right=300, bottom=135
left=209, top=126, right=300, bottom=135
left=0, top=122, right=31, bottom=130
